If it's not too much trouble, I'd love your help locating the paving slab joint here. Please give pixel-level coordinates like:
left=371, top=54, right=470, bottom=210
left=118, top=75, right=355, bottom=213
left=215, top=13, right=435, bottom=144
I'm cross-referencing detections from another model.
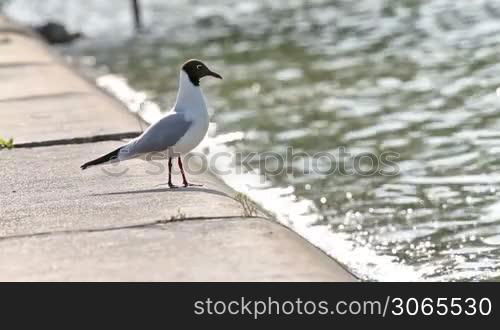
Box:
left=0, top=215, right=269, bottom=242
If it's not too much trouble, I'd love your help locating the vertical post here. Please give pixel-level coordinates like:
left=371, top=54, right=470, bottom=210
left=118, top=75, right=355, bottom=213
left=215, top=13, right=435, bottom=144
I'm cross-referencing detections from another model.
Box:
left=132, top=0, right=142, bottom=31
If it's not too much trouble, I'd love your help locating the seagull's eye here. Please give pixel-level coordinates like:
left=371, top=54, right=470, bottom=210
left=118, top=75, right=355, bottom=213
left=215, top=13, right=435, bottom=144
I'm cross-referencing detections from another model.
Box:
left=196, top=64, right=203, bottom=70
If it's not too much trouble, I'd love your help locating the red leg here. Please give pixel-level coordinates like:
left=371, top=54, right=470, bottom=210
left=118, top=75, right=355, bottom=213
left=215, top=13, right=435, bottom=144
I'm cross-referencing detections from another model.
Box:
left=168, top=157, right=178, bottom=188
left=178, top=157, right=188, bottom=187
left=178, top=157, right=202, bottom=187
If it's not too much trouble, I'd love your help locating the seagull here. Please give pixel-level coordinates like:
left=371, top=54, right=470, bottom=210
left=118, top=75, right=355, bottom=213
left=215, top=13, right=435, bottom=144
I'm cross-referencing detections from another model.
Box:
left=81, top=59, right=222, bottom=188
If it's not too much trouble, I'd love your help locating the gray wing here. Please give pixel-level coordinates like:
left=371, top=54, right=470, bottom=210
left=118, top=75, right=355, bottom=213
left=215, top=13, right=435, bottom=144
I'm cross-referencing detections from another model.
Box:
left=124, top=112, right=192, bottom=156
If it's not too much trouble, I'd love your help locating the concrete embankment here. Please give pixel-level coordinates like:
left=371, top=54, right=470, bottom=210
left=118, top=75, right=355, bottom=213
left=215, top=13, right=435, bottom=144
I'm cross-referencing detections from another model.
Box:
left=0, top=16, right=356, bottom=281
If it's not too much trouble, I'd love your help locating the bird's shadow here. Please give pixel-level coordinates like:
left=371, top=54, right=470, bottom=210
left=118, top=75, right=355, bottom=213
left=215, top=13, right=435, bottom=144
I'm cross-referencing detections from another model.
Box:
left=92, top=186, right=229, bottom=198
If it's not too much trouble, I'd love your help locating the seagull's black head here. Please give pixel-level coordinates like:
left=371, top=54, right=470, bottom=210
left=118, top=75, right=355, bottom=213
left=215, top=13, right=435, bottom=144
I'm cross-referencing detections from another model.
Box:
left=182, top=59, right=222, bottom=86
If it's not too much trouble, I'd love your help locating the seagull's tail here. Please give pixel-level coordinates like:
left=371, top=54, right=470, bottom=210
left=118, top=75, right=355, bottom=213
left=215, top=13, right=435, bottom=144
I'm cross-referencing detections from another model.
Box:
left=80, top=147, right=122, bottom=170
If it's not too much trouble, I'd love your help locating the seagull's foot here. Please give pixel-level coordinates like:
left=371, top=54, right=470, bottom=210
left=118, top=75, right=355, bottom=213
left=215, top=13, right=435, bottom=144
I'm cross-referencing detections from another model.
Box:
left=183, top=182, right=203, bottom=188
left=168, top=183, right=180, bottom=189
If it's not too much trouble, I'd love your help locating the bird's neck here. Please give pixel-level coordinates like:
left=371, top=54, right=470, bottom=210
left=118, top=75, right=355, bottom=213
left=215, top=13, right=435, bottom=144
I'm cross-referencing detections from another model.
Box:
left=174, top=71, right=207, bottom=115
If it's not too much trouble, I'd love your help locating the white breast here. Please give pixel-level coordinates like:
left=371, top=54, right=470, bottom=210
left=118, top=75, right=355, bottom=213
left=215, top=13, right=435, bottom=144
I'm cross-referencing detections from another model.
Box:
left=169, top=70, right=210, bottom=155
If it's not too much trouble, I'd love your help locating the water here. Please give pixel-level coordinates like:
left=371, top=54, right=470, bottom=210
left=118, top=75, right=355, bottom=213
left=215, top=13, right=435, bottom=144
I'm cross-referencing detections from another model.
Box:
left=6, top=0, right=500, bottom=281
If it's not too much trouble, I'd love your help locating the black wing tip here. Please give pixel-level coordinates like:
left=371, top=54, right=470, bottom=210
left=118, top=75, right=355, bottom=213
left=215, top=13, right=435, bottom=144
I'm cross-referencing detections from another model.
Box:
left=80, top=147, right=122, bottom=171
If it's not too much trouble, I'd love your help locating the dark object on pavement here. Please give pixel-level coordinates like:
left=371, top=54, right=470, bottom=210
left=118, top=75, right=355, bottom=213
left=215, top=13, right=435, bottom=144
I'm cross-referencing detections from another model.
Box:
left=34, top=22, right=83, bottom=44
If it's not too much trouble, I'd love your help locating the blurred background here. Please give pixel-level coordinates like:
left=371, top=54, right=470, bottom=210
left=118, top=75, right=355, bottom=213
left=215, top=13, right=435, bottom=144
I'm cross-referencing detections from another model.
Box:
left=3, top=0, right=500, bottom=281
